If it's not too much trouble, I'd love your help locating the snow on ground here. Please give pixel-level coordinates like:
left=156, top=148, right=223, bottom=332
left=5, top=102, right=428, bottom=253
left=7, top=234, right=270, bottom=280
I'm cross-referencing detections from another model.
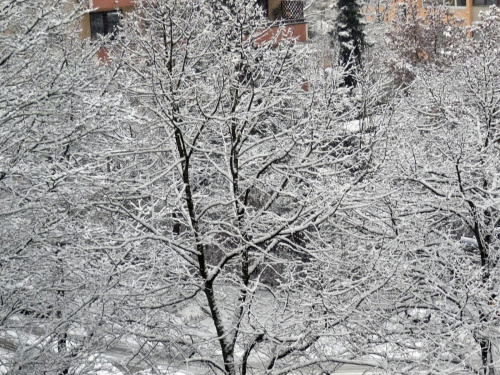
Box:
left=0, top=287, right=379, bottom=374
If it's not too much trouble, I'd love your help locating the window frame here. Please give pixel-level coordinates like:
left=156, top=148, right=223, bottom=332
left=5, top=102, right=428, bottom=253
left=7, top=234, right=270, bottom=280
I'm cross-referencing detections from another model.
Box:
left=445, top=0, right=467, bottom=7
left=473, top=0, right=500, bottom=5
left=424, top=0, right=467, bottom=7
left=90, top=10, right=122, bottom=40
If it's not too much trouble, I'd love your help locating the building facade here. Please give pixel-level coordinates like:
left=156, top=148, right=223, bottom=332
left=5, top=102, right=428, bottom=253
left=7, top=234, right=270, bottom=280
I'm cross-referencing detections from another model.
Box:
left=367, top=0, right=500, bottom=26
left=81, top=0, right=307, bottom=42
left=80, top=0, right=135, bottom=39
left=423, top=0, right=500, bottom=25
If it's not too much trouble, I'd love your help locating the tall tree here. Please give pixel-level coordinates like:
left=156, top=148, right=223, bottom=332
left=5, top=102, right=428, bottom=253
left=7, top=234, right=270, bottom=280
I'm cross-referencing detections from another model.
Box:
left=0, top=1, right=124, bottom=373
left=85, top=1, right=393, bottom=374
left=333, top=0, right=366, bottom=87
left=378, top=7, right=500, bottom=374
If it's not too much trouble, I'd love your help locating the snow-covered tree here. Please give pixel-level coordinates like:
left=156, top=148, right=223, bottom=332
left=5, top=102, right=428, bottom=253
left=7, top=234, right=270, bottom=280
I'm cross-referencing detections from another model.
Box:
left=0, top=1, right=126, bottom=373
left=379, top=7, right=500, bottom=373
left=80, top=0, right=395, bottom=373
left=386, top=0, right=466, bottom=87
left=333, top=0, right=366, bottom=87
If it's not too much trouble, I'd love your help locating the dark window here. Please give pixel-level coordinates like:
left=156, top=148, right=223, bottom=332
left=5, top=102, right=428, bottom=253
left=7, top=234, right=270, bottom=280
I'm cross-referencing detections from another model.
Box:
left=442, top=0, right=467, bottom=5
left=257, top=0, right=269, bottom=17
left=473, top=0, right=500, bottom=5
left=90, top=11, right=121, bottom=40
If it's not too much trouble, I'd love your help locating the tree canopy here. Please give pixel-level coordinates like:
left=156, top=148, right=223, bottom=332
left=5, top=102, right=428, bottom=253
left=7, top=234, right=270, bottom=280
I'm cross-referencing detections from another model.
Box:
left=1, top=1, right=499, bottom=374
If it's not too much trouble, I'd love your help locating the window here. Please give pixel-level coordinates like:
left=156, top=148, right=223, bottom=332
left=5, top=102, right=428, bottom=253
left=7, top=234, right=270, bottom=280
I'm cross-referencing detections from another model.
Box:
left=90, top=11, right=121, bottom=40
left=257, top=0, right=269, bottom=14
left=444, top=0, right=467, bottom=6
left=473, top=0, right=500, bottom=5
left=472, top=0, right=500, bottom=6
left=426, top=0, right=467, bottom=6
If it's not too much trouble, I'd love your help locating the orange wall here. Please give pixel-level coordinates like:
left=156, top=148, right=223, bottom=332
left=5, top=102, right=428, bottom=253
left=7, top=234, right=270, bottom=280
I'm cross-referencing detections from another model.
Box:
left=268, top=0, right=282, bottom=20
left=81, top=13, right=91, bottom=39
left=364, top=0, right=474, bottom=26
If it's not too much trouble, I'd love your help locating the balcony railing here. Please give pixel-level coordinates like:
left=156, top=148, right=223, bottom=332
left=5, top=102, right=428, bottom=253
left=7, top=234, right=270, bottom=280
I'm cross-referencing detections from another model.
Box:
left=275, top=1, right=305, bottom=23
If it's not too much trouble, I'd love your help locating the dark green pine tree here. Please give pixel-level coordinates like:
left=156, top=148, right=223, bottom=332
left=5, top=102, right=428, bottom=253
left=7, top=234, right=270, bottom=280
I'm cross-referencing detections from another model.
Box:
left=333, top=0, right=366, bottom=87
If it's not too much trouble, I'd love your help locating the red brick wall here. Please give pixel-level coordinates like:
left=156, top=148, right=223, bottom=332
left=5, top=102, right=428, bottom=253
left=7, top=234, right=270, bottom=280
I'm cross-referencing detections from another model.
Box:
left=91, top=0, right=135, bottom=11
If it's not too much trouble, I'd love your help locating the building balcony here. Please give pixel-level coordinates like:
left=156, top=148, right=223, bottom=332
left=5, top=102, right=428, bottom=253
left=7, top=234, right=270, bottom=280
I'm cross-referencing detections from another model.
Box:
left=259, top=0, right=307, bottom=43
left=271, top=0, right=305, bottom=23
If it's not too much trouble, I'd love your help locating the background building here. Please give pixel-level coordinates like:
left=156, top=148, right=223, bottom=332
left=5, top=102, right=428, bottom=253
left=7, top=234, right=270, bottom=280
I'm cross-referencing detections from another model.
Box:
left=80, top=0, right=135, bottom=39
left=363, top=0, right=500, bottom=26
left=81, top=0, right=308, bottom=42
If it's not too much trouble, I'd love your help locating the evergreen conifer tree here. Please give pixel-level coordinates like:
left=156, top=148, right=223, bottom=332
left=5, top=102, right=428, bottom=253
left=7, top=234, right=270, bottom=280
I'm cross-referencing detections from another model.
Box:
left=334, top=0, right=366, bottom=87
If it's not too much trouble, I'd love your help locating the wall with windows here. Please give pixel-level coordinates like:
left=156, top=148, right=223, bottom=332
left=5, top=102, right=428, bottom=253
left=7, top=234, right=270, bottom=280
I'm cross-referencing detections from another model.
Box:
left=439, top=0, right=467, bottom=6
left=80, top=0, right=308, bottom=42
left=77, top=0, right=308, bottom=62
left=473, top=0, right=500, bottom=4
left=363, top=0, right=477, bottom=26
left=80, top=3, right=134, bottom=40
left=413, top=0, right=500, bottom=23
